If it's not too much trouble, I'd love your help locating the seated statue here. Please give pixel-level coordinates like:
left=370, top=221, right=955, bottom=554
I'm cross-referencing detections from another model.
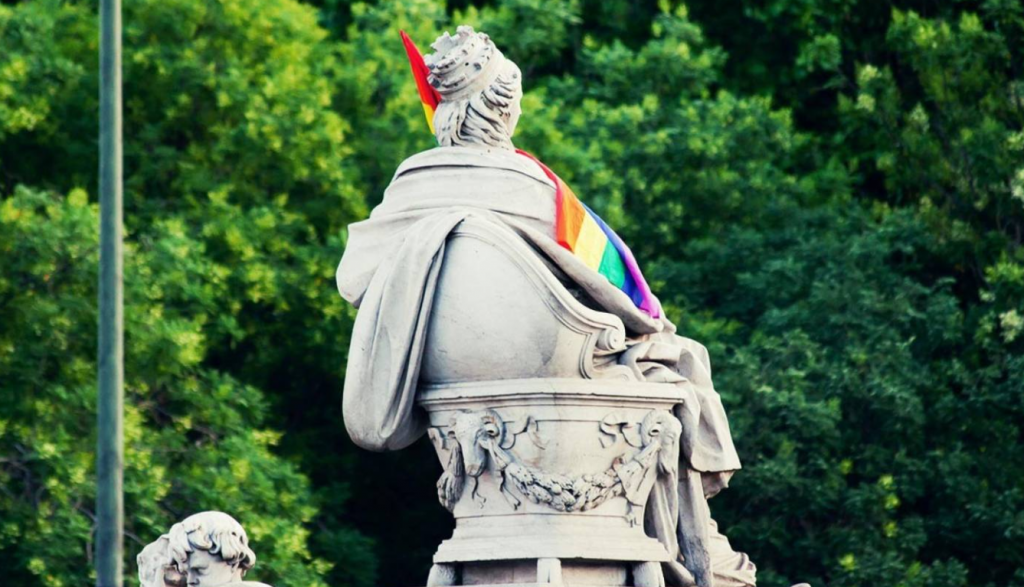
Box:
left=338, top=26, right=802, bottom=587
left=138, top=511, right=271, bottom=587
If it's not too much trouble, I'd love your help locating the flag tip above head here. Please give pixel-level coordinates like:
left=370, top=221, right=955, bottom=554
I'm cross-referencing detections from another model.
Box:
left=399, top=29, right=441, bottom=134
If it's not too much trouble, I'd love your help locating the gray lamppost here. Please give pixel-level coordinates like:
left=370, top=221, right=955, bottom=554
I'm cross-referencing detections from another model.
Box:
left=97, top=0, right=123, bottom=584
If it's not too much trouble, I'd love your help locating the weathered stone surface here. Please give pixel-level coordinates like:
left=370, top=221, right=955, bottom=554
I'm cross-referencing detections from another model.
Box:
left=422, top=380, right=684, bottom=569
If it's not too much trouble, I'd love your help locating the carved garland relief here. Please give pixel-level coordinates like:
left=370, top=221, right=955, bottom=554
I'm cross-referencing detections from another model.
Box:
left=427, top=409, right=682, bottom=525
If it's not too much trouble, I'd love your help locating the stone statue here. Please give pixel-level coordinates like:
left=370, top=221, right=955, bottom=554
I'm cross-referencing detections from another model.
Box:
left=338, top=25, right=802, bottom=587
left=138, top=512, right=271, bottom=587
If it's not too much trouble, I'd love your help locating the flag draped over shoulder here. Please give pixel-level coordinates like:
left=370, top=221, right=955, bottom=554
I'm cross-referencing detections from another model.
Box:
left=399, top=31, right=660, bottom=319
left=516, top=150, right=661, bottom=318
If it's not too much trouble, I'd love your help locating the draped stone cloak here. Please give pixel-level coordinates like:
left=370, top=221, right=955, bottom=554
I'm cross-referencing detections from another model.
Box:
left=336, top=146, right=741, bottom=483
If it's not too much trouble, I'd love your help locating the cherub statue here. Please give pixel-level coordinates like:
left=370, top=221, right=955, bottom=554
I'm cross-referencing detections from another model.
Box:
left=139, top=511, right=270, bottom=587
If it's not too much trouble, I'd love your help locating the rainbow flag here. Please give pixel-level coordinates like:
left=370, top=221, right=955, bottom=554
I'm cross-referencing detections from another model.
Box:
left=400, top=31, right=441, bottom=133
left=517, top=150, right=661, bottom=318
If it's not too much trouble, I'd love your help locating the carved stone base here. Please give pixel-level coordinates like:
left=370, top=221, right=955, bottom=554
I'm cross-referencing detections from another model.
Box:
left=433, top=516, right=671, bottom=563
left=418, top=379, right=686, bottom=587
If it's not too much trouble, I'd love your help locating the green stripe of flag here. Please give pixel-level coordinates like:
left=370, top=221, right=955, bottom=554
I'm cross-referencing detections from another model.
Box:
left=598, top=243, right=627, bottom=288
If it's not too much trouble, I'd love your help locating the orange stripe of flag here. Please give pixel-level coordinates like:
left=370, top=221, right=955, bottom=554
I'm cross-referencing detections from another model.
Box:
left=556, top=180, right=586, bottom=250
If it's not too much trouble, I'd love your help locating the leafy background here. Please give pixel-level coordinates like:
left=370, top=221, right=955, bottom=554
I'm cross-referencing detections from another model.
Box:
left=1, top=0, right=1023, bottom=586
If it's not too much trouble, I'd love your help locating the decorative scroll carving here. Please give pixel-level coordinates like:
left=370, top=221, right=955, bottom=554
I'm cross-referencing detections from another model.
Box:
left=428, top=409, right=681, bottom=525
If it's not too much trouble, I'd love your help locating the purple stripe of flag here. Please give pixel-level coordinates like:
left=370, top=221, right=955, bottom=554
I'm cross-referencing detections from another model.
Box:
left=582, top=203, right=661, bottom=318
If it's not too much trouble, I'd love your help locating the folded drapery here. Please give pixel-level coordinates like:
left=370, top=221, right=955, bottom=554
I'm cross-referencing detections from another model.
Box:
left=336, top=146, right=752, bottom=585
left=336, top=147, right=740, bottom=474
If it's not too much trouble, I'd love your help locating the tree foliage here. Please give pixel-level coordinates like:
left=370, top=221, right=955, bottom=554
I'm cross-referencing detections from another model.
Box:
left=2, top=0, right=1023, bottom=586
left=1, top=0, right=365, bottom=585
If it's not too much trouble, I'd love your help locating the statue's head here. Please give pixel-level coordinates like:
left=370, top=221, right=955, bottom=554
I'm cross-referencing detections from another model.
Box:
left=426, top=26, right=523, bottom=150
left=138, top=535, right=185, bottom=587
left=167, top=511, right=257, bottom=587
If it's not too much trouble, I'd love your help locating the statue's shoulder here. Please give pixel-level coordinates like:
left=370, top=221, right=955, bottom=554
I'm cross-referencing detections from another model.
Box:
left=393, top=146, right=554, bottom=188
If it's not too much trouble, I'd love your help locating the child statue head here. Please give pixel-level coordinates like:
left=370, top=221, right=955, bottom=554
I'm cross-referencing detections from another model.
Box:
left=166, top=511, right=257, bottom=587
left=138, top=535, right=185, bottom=587
left=425, top=26, right=523, bottom=150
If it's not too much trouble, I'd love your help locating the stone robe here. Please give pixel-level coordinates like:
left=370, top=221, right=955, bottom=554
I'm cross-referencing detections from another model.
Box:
left=337, top=146, right=753, bottom=586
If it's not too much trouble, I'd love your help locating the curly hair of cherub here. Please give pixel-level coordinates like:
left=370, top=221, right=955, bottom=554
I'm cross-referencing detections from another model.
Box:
left=167, top=511, right=257, bottom=574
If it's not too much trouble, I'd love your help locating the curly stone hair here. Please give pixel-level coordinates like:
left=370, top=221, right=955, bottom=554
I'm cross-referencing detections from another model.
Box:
left=426, top=26, right=523, bottom=150
left=432, top=60, right=522, bottom=149
left=167, top=511, right=256, bottom=574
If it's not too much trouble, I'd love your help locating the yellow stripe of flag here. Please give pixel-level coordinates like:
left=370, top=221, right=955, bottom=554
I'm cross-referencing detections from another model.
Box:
left=423, top=104, right=436, bottom=134
left=574, top=213, right=607, bottom=270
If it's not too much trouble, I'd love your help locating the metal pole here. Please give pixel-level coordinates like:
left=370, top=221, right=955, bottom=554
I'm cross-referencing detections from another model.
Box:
left=97, top=0, right=123, bottom=583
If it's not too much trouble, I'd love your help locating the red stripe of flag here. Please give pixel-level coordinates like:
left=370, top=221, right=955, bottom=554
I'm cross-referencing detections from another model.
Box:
left=400, top=30, right=441, bottom=133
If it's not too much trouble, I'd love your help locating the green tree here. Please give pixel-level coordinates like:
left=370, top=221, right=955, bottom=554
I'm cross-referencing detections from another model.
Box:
left=0, top=187, right=331, bottom=586
left=324, top=2, right=1024, bottom=586
left=0, top=0, right=372, bottom=585
left=3, top=0, right=1023, bottom=586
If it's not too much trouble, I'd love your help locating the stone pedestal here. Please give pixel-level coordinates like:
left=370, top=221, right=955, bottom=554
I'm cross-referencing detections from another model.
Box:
left=418, top=379, right=685, bottom=587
